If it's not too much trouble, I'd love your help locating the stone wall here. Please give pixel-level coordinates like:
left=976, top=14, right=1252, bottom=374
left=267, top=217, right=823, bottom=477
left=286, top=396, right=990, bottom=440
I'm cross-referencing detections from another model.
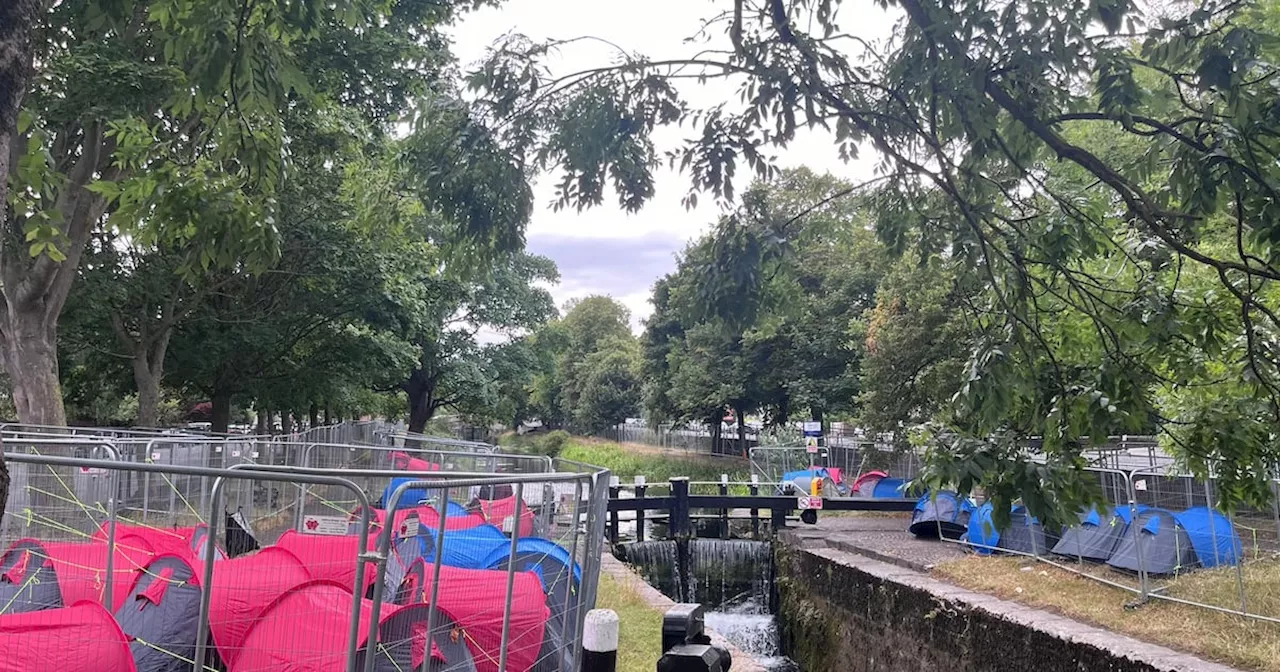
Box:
left=776, top=546, right=1239, bottom=672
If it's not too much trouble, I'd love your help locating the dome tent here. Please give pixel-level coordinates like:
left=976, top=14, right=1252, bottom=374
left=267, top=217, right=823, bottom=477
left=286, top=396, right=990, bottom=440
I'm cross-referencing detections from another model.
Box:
left=112, top=554, right=205, bottom=672
left=909, top=491, right=975, bottom=539
left=1051, top=505, right=1140, bottom=562
left=850, top=471, right=889, bottom=497
left=0, top=601, right=137, bottom=672
left=1107, top=508, right=1197, bottom=575
left=1174, top=507, right=1243, bottom=569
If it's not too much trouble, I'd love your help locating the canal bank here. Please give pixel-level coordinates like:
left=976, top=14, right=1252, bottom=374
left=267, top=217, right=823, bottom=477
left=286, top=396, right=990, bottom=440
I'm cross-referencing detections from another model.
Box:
left=775, top=525, right=1243, bottom=672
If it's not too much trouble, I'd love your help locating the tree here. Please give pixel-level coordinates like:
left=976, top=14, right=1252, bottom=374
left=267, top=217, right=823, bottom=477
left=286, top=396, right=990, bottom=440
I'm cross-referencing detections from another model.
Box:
left=473, top=0, right=1280, bottom=520
left=574, top=336, right=643, bottom=433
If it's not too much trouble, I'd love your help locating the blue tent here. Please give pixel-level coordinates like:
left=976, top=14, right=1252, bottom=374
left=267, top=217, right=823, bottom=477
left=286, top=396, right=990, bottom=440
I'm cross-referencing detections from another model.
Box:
left=380, top=477, right=469, bottom=514
left=966, top=502, right=1000, bottom=554
left=1174, top=507, right=1242, bottom=569
left=909, top=491, right=975, bottom=539
left=782, top=468, right=830, bottom=484
left=399, top=524, right=511, bottom=570
left=871, top=478, right=907, bottom=498
left=483, top=538, right=582, bottom=672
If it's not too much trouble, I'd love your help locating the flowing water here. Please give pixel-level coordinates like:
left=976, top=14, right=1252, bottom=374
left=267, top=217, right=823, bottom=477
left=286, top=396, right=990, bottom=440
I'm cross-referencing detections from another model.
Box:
left=622, top=539, right=799, bottom=671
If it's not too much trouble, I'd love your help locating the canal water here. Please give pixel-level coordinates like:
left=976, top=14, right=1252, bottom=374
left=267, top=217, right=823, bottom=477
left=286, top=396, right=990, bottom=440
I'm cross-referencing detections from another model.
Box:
left=622, top=539, right=799, bottom=671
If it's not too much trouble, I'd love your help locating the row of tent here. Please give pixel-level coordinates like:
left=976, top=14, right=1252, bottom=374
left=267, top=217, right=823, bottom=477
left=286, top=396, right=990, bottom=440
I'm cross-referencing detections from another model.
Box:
left=907, top=490, right=1244, bottom=575
left=0, top=503, right=580, bottom=671
left=779, top=468, right=908, bottom=499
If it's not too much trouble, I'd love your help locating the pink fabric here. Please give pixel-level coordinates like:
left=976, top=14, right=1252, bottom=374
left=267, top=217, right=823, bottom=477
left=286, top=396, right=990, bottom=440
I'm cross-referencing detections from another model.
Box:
left=2, top=551, right=30, bottom=584
left=275, top=530, right=377, bottom=596
left=136, top=566, right=175, bottom=605
left=34, top=540, right=153, bottom=611
left=478, top=496, right=535, bottom=537
left=391, top=451, right=441, bottom=472
left=92, top=522, right=192, bottom=559
left=400, top=559, right=549, bottom=672
left=0, top=601, right=138, bottom=672
left=204, top=547, right=312, bottom=667
left=851, top=470, right=888, bottom=493
left=236, top=581, right=447, bottom=672
left=826, top=467, right=844, bottom=485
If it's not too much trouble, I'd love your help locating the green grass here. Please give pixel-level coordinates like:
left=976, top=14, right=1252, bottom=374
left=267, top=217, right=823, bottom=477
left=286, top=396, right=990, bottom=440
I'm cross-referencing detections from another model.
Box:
left=557, top=437, right=752, bottom=484
left=594, top=571, right=665, bottom=672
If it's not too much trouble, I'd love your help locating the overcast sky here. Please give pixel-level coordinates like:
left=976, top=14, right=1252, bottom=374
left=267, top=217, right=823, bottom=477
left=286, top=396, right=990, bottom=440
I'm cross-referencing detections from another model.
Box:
left=448, top=1, right=899, bottom=332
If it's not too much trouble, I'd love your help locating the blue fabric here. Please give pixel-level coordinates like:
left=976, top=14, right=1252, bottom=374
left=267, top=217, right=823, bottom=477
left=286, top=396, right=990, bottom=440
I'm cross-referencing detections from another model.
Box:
left=1142, top=515, right=1161, bottom=535
left=966, top=502, right=1000, bottom=554
left=1174, top=507, right=1242, bottom=568
left=913, top=491, right=974, bottom=520
left=1114, top=504, right=1148, bottom=525
left=782, top=469, right=829, bottom=483
left=481, top=537, right=582, bottom=590
left=406, top=524, right=510, bottom=569
left=871, top=478, right=907, bottom=498
left=381, top=478, right=468, bottom=514
left=1083, top=507, right=1102, bottom=527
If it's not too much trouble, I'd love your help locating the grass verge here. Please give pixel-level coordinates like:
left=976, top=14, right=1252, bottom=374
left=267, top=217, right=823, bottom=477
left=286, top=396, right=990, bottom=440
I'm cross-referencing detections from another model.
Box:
left=594, top=571, right=665, bottom=672
left=933, top=555, right=1280, bottom=671
left=558, top=437, right=752, bottom=484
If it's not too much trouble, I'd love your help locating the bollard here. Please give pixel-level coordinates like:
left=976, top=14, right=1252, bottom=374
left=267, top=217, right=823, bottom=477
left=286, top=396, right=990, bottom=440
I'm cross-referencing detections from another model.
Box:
left=657, top=604, right=732, bottom=672
left=583, top=609, right=619, bottom=672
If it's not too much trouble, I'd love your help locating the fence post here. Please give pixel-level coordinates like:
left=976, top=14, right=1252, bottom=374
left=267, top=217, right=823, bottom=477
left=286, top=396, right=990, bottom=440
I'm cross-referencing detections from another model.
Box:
left=635, top=476, right=648, bottom=543
left=719, top=474, right=730, bottom=540
left=670, top=477, right=691, bottom=540
left=582, top=609, right=619, bottom=672
left=748, top=475, right=760, bottom=540
left=609, top=477, right=621, bottom=545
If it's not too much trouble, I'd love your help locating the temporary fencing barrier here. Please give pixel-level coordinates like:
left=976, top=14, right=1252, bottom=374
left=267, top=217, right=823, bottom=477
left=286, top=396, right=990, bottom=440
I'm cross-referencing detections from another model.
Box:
left=0, top=425, right=611, bottom=672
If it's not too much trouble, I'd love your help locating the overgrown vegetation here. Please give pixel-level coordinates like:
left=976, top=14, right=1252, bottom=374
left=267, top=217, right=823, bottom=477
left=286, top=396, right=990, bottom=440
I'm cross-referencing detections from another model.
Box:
left=556, top=438, right=751, bottom=484
left=594, top=572, right=665, bottom=672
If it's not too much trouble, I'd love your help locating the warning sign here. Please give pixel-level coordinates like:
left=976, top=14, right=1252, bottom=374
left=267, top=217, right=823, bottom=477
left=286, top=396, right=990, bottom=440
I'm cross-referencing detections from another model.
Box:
left=805, top=436, right=820, bottom=454
left=797, top=496, right=824, bottom=510
left=302, top=515, right=349, bottom=535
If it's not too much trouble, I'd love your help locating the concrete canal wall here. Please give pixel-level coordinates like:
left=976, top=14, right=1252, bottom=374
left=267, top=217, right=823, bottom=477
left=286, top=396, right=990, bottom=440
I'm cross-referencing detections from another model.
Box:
left=775, top=543, right=1241, bottom=672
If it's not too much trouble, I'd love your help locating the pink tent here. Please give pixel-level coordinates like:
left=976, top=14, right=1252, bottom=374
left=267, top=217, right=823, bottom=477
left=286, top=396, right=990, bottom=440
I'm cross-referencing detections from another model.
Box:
left=17, top=539, right=153, bottom=611
left=204, top=546, right=312, bottom=667
left=399, top=558, right=550, bottom=672
left=235, top=580, right=454, bottom=672
left=851, top=470, right=889, bottom=496
left=478, top=496, right=535, bottom=537
left=92, top=522, right=195, bottom=559
left=350, top=504, right=487, bottom=539
left=826, top=467, right=844, bottom=485
left=391, top=451, right=441, bottom=472
left=275, top=530, right=378, bottom=597
left=0, top=601, right=137, bottom=672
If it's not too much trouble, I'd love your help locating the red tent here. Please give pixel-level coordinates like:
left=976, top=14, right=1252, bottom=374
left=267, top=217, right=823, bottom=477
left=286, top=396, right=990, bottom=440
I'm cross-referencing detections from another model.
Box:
left=0, top=601, right=137, bottom=672
left=391, top=451, right=441, bottom=472
left=851, top=470, right=889, bottom=496
left=400, top=558, right=550, bottom=672
left=204, top=546, right=312, bottom=668
left=16, top=539, right=154, bottom=611
left=235, top=580, right=455, bottom=672
left=478, top=495, right=535, bottom=537
left=275, top=530, right=378, bottom=597
left=350, top=504, right=487, bottom=539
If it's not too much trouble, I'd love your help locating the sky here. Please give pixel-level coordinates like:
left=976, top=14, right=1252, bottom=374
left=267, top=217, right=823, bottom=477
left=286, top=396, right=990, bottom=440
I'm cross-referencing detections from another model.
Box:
left=448, top=1, right=899, bottom=332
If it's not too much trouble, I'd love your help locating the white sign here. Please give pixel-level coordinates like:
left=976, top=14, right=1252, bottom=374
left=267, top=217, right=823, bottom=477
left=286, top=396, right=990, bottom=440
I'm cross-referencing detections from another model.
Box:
left=502, top=516, right=516, bottom=534
left=402, top=516, right=420, bottom=538
left=215, top=446, right=223, bottom=453
left=797, top=495, right=824, bottom=510
left=302, top=515, right=349, bottom=535
left=231, top=450, right=241, bottom=458
left=805, top=436, right=820, bottom=454
left=80, top=466, right=107, bottom=475
left=802, top=421, right=822, bottom=433
left=251, top=451, right=260, bottom=459
left=150, top=452, right=161, bottom=461
left=1134, top=479, right=1148, bottom=491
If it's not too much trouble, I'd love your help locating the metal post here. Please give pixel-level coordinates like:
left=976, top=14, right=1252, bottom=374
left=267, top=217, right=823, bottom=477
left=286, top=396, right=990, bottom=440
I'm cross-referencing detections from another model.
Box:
left=498, top=482, right=525, bottom=672
left=582, top=609, right=619, bottom=672
left=1128, top=472, right=1149, bottom=600
left=749, top=475, right=760, bottom=540
left=635, top=476, right=647, bottom=543
left=1203, top=477, right=1221, bottom=568
left=103, top=488, right=119, bottom=611
left=419, top=485, right=453, bottom=672
left=1229, top=509, right=1247, bottom=614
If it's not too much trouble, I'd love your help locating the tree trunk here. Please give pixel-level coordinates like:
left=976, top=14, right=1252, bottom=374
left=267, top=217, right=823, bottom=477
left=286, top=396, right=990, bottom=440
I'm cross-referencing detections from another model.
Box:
left=210, top=388, right=232, bottom=435
left=2, top=308, right=66, bottom=427
left=133, top=357, right=161, bottom=428
left=255, top=408, right=267, bottom=435
left=308, top=402, right=319, bottom=429
left=735, top=405, right=747, bottom=458
left=709, top=420, right=722, bottom=454
left=323, top=404, right=331, bottom=426
left=281, top=412, right=293, bottom=436
left=407, top=385, right=435, bottom=435
left=811, top=408, right=825, bottom=446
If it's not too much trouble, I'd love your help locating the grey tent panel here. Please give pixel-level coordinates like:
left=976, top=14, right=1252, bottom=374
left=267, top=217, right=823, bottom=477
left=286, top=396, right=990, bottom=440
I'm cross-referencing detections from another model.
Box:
left=492, top=550, right=579, bottom=672
left=370, top=605, right=478, bottom=672
left=909, top=492, right=973, bottom=540
left=0, top=541, right=62, bottom=614
left=1052, top=507, right=1128, bottom=562
left=999, top=506, right=1060, bottom=556
left=1107, top=509, right=1197, bottom=575
left=114, top=555, right=204, bottom=672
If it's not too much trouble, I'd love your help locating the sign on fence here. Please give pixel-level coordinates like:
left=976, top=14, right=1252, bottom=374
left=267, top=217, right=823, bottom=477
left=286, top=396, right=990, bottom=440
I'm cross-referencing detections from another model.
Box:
left=797, top=495, right=824, bottom=510
left=302, top=515, right=349, bottom=535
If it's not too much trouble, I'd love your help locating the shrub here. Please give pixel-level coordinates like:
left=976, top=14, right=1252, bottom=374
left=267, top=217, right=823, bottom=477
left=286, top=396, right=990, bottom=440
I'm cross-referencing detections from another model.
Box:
left=534, top=430, right=571, bottom=458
